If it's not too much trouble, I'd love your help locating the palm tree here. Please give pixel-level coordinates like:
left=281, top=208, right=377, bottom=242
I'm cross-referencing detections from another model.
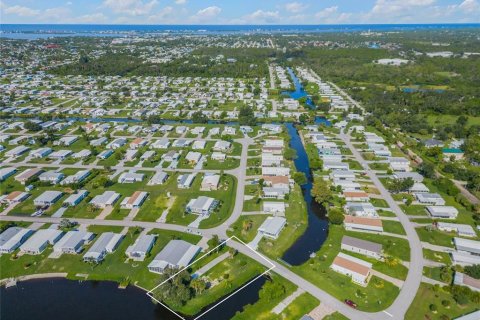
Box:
left=384, top=255, right=400, bottom=267
left=242, top=219, right=253, bottom=232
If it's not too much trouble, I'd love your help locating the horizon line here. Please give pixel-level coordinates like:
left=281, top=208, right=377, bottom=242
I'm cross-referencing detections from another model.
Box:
left=1, top=23, right=480, bottom=26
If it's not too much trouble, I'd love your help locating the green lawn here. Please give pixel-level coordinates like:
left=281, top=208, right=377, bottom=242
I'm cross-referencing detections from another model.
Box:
left=274, top=293, right=319, bottom=320
left=416, top=227, right=455, bottom=248
left=258, top=184, right=308, bottom=259
left=0, top=228, right=201, bottom=290
left=382, top=220, right=407, bottom=235
left=423, top=249, right=451, bottom=265
left=165, top=253, right=266, bottom=316
left=227, top=215, right=268, bottom=243
left=290, top=226, right=401, bottom=312
left=406, top=283, right=479, bottom=320
left=400, top=204, right=428, bottom=216
left=231, top=274, right=297, bottom=320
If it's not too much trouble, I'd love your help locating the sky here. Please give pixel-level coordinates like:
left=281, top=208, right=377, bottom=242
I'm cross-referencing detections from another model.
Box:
left=0, top=0, right=479, bottom=24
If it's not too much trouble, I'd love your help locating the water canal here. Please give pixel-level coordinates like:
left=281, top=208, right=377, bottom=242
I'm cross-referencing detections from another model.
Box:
left=281, top=123, right=329, bottom=266
left=281, top=67, right=315, bottom=109
left=1, top=277, right=267, bottom=320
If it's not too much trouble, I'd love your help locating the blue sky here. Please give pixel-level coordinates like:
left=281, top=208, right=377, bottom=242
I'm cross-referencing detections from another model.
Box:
left=1, top=0, right=479, bottom=24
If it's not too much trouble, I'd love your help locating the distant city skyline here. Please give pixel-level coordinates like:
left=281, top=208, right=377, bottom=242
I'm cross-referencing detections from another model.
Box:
left=1, top=0, right=479, bottom=25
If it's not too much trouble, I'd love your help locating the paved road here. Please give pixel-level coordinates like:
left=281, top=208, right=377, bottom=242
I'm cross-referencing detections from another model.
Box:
left=339, top=129, right=424, bottom=320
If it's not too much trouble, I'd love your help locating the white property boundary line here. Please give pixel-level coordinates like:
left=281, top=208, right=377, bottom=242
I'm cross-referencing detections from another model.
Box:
left=146, top=235, right=275, bottom=320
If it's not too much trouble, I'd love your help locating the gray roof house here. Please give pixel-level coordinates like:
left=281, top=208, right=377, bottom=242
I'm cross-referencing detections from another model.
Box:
left=126, top=234, right=156, bottom=261
left=341, top=235, right=383, bottom=260
left=19, top=229, right=64, bottom=255
left=258, top=216, right=287, bottom=239
left=148, top=240, right=201, bottom=274
left=0, top=227, right=33, bottom=254
left=83, top=232, right=124, bottom=263
left=53, top=231, right=94, bottom=254
left=34, top=191, right=63, bottom=206
left=90, top=191, right=121, bottom=208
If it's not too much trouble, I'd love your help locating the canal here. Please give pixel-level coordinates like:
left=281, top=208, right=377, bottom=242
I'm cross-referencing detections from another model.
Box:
left=1, top=277, right=267, bottom=320
left=281, top=123, right=329, bottom=266
left=281, top=67, right=315, bottom=109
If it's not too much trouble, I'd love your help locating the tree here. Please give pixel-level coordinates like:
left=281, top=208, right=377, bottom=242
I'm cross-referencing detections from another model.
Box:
left=464, top=264, right=480, bottom=279
left=418, top=162, right=436, bottom=179
left=191, top=111, right=208, bottom=124
left=190, top=278, right=207, bottom=295
left=311, top=178, right=332, bottom=205
left=293, top=172, right=307, bottom=185
left=328, top=208, right=345, bottom=225
left=238, top=106, right=257, bottom=126
left=242, top=219, right=253, bottom=232
left=24, top=121, right=42, bottom=132
left=385, top=255, right=400, bottom=267
left=284, top=147, right=297, bottom=160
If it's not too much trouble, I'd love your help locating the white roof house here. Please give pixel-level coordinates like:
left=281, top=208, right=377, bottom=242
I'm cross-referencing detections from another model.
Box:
left=258, top=216, right=287, bottom=239
left=126, top=234, right=156, bottom=261
left=437, top=222, right=476, bottom=237
left=201, top=173, right=220, bottom=191
left=451, top=251, right=480, bottom=266
left=20, top=229, right=64, bottom=255
left=39, top=171, right=64, bottom=184
left=0, top=167, right=17, bottom=181
left=0, top=227, right=33, bottom=254
left=64, top=190, right=89, bottom=206
left=90, top=191, right=120, bottom=208
left=147, top=171, right=168, bottom=185
left=344, top=202, right=378, bottom=218
left=263, top=201, right=286, bottom=214
left=415, top=193, right=445, bottom=206
left=34, top=191, right=63, bottom=206
left=192, top=140, right=207, bottom=150
left=5, top=146, right=29, bottom=158
left=454, top=238, right=480, bottom=255
left=213, top=140, right=232, bottom=151
left=186, top=196, right=217, bottom=216
left=409, top=182, right=430, bottom=193
left=83, top=232, right=123, bottom=263
left=185, top=151, right=202, bottom=164
left=426, top=206, right=459, bottom=219
left=148, top=240, right=201, bottom=274
left=118, top=172, right=144, bottom=183
left=177, top=173, right=196, bottom=189
left=53, top=231, right=94, bottom=254
left=61, top=170, right=90, bottom=185
left=262, top=166, right=290, bottom=177
left=211, top=152, right=226, bottom=161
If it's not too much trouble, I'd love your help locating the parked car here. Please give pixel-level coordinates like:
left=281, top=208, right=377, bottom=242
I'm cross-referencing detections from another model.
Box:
left=344, top=299, right=357, bottom=309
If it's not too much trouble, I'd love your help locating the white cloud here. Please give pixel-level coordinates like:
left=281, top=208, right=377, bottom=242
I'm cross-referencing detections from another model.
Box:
left=191, top=6, right=221, bottom=22
left=148, top=6, right=176, bottom=23
left=285, top=2, right=307, bottom=13
left=42, top=7, right=71, bottom=21
left=458, top=0, right=480, bottom=12
left=242, top=10, right=280, bottom=23
left=3, top=5, right=40, bottom=16
left=73, top=13, right=108, bottom=23
left=175, top=0, right=187, bottom=4
left=103, top=0, right=158, bottom=16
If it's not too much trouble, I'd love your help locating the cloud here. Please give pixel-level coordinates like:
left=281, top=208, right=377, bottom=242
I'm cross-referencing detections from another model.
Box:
left=191, top=6, right=221, bottom=22
left=42, top=7, right=71, bottom=21
left=103, top=0, right=158, bottom=16
left=3, top=5, right=40, bottom=16
left=285, top=2, right=307, bottom=13
left=175, top=0, right=187, bottom=4
left=242, top=10, right=280, bottom=23
left=148, top=6, right=176, bottom=23
left=458, top=0, right=480, bottom=12
left=73, top=13, right=108, bottom=23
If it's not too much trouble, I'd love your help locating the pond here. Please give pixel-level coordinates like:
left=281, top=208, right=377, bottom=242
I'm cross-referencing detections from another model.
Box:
left=1, top=277, right=267, bottom=320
